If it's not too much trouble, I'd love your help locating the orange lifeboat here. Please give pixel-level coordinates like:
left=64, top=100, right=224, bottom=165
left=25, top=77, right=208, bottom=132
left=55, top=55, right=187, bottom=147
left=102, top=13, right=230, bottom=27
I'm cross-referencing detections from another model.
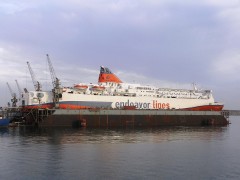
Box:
left=74, top=84, right=88, bottom=91
left=92, top=85, right=105, bottom=91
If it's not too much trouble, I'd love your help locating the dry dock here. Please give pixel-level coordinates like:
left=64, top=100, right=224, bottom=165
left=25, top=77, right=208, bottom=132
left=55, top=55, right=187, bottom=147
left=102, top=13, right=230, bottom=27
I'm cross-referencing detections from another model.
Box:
left=20, top=108, right=229, bottom=127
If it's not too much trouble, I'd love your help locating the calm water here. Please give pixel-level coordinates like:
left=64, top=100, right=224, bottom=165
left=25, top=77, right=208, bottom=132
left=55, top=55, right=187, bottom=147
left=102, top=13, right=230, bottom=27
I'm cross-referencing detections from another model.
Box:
left=1, top=118, right=240, bottom=180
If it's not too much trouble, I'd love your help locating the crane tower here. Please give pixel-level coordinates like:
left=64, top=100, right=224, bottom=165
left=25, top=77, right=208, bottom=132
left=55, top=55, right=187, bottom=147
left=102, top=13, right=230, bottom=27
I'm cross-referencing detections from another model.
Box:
left=6, top=82, right=18, bottom=107
left=46, top=54, right=62, bottom=108
left=15, top=80, right=22, bottom=99
left=27, top=61, right=42, bottom=91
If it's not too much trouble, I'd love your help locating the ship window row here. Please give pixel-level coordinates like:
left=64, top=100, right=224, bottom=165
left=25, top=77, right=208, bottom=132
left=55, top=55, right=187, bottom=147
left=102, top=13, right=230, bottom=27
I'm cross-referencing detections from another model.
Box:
left=136, top=87, right=152, bottom=90
left=157, top=88, right=208, bottom=93
left=68, top=92, right=209, bottom=99
left=138, top=90, right=155, bottom=93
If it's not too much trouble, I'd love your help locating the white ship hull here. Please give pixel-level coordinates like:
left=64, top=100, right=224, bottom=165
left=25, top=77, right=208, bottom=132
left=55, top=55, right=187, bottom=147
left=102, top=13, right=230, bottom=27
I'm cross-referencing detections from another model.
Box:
left=23, top=91, right=223, bottom=111
left=21, top=66, right=223, bottom=111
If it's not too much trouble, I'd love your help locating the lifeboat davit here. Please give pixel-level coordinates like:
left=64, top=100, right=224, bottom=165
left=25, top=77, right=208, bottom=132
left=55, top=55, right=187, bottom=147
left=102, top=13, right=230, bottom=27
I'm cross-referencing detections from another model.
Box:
left=92, top=86, right=105, bottom=91
left=74, top=84, right=88, bottom=91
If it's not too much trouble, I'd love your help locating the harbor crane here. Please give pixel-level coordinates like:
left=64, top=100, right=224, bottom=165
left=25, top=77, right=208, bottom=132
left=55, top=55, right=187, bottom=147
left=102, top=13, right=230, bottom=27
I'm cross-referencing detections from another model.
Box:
left=46, top=54, right=62, bottom=108
left=15, top=80, right=23, bottom=100
left=46, top=54, right=60, bottom=89
left=6, top=82, right=18, bottom=107
left=27, top=61, right=42, bottom=91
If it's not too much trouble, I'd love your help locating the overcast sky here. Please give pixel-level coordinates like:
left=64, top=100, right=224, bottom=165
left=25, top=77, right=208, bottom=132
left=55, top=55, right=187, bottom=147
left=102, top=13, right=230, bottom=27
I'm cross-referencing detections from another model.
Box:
left=0, top=0, right=240, bottom=109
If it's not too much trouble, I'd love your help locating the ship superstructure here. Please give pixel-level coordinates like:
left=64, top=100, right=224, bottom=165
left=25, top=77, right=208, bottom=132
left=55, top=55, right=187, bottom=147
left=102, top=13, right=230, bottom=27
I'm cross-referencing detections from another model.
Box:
left=22, top=66, right=223, bottom=111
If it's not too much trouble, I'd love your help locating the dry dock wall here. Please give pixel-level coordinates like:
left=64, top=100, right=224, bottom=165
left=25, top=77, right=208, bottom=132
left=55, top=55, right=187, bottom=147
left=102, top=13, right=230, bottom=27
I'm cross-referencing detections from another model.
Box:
left=35, top=109, right=228, bottom=127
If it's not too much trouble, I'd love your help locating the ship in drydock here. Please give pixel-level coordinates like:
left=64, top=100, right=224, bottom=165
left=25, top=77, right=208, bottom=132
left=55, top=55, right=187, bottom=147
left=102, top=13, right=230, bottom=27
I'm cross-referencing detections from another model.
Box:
left=22, top=66, right=223, bottom=111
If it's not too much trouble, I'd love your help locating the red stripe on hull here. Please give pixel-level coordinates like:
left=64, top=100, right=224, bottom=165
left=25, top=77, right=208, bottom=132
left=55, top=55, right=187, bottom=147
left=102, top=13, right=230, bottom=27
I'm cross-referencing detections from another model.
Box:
left=183, top=105, right=223, bottom=111
left=23, top=104, right=54, bottom=110
left=22, top=104, right=224, bottom=111
left=23, top=104, right=91, bottom=110
left=58, top=104, right=90, bottom=109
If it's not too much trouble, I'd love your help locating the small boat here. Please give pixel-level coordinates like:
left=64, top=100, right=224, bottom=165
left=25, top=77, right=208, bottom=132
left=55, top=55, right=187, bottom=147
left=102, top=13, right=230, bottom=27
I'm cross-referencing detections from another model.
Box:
left=74, top=84, right=88, bottom=91
left=92, top=85, right=105, bottom=91
left=0, top=117, right=10, bottom=127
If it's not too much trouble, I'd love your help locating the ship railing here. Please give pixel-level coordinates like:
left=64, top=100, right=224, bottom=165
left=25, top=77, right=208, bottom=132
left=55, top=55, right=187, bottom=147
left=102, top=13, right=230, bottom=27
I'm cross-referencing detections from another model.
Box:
left=20, top=108, right=55, bottom=125
left=37, top=109, right=55, bottom=122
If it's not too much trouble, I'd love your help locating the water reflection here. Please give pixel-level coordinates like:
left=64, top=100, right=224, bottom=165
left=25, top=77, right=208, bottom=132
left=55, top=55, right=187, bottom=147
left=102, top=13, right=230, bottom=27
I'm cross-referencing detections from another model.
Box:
left=1, top=124, right=237, bottom=180
left=1, top=125, right=229, bottom=144
left=0, top=127, right=9, bottom=136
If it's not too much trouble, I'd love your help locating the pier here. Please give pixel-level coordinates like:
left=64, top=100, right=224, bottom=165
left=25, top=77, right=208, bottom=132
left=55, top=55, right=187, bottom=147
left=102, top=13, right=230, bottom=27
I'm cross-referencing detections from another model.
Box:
left=221, top=110, right=240, bottom=119
left=16, top=108, right=230, bottom=127
left=3, top=107, right=239, bottom=127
